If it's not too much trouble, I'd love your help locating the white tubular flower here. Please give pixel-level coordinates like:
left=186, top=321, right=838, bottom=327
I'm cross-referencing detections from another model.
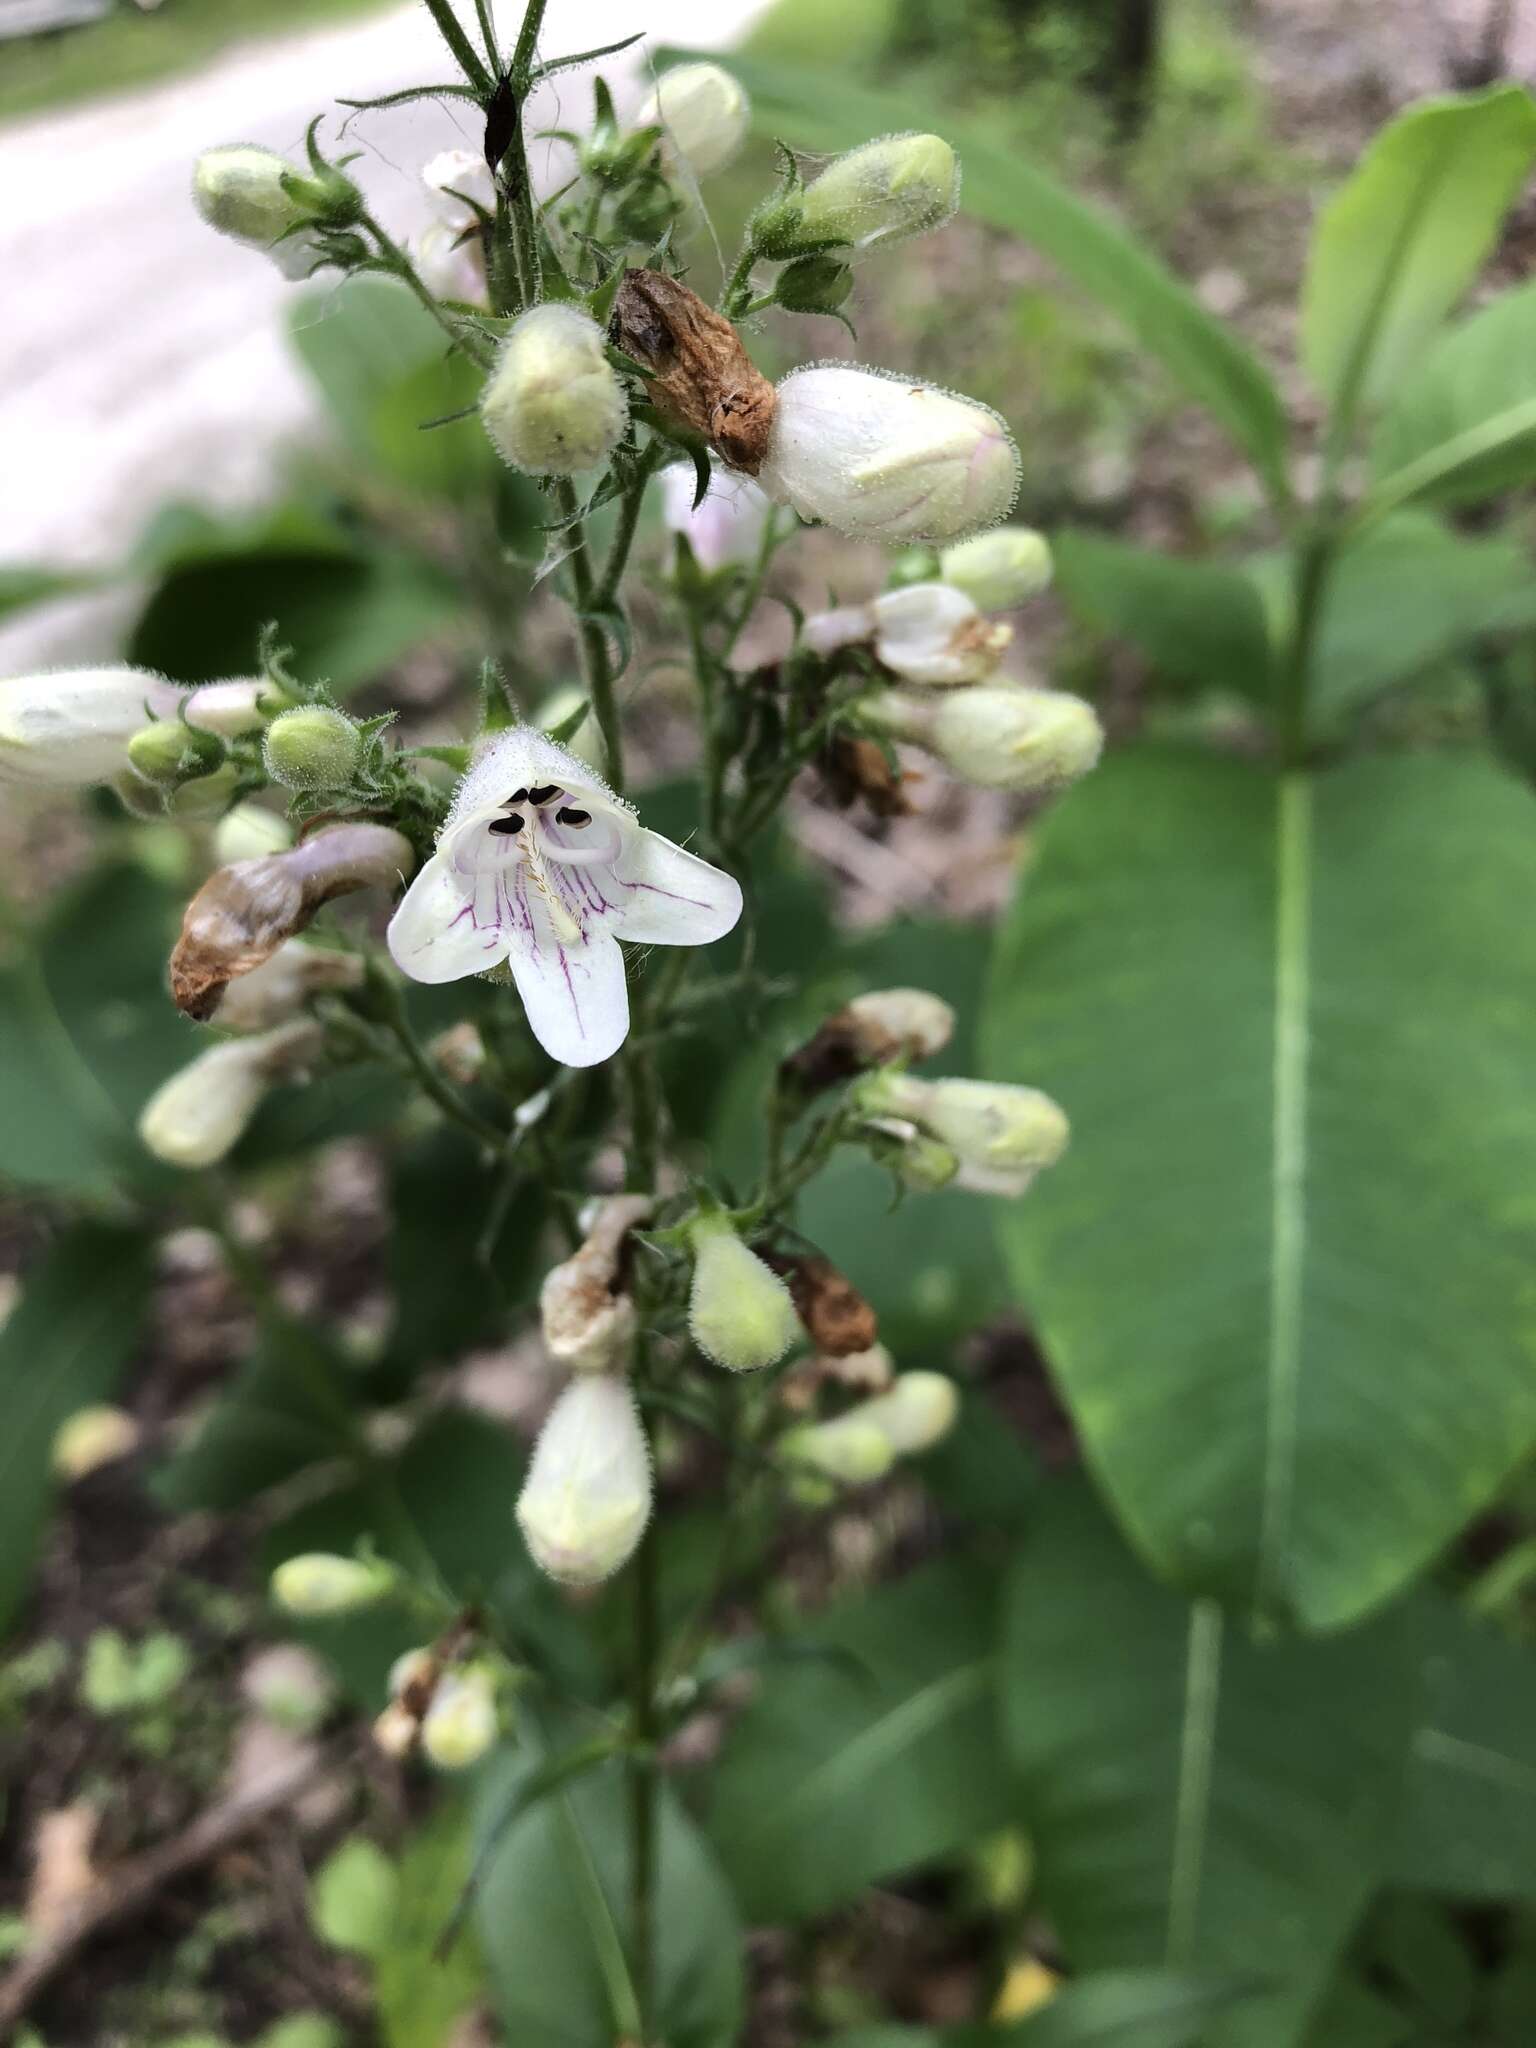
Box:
left=270, top=1553, right=391, bottom=1617
left=940, top=527, right=1053, bottom=611
left=422, top=148, right=496, bottom=228
left=52, top=1404, right=140, bottom=1480
left=1, top=667, right=183, bottom=786
left=541, top=1195, right=653, bottom=1374
left=755, top=365, right=1020, bottom=545
left=687, top=1215, right=801, bottom=1373
left=420, top=1665, right=499, bottom=1770
left=660, top=463, right=775, bottom=572
left=862, top=684, right=1102, bottom=793
left=191, top=145, right=320, bottom=277
left=516, top=1375, right=652, bottom=1586
left=634, top=63, right=750, bottom=175
left=858, top=1070, right=1068, bottom=1197
left=480, top=305, right=628, bottom=477
left=387, top=729, right=741, bottom=1070
left=210, top=939, right=363, bottom=1033
left=417, top=151, right=493, bottom=303
left=797, top=132, right=960, bottom=252
left=137, top=1017, right=321, bottom=1168
left=844, top=987, right=954, bottom=1063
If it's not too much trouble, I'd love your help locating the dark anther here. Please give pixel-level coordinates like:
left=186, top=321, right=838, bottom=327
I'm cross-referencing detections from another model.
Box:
left=527, top=784, right=559, bottom=805
left=489, top=813, right=524, bottom=836
left=506, top=788, right=528, bottom=803
left=556, top=807, right=591, bottom=828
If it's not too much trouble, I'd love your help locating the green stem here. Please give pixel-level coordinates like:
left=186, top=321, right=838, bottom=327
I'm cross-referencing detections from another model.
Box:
left=372, top=971, right=506, bottom=1148
left=500, top=0, right=550, bottom=310
left=421, top=0, right=495, bottom=94
left=365, top=211, right=494, bottom=367
left=719, top=238, right=757, bottom=318
left=1277, top=523, right=1334, bottom=769
left=597, top=441, right=667, bottom=609
left=555, top=480, right=626, bottom=793
left=627, top=1485, right=660, bottom=2037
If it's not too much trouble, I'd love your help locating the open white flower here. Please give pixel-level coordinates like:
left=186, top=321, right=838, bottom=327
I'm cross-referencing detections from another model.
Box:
left=387, top=729, right=742, bottom=1069
left=660, top=463, right=776, bottom=571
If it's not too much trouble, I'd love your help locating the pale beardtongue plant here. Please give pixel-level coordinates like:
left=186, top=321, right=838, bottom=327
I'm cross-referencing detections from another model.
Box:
left=0, top=0, right=1104, bottom=2024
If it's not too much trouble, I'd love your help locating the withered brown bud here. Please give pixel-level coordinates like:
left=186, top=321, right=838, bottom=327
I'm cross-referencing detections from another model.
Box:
left=823, top=733, right=912, bottom=818
left=764, top=1248, right=879, bottom=1358
left=780, top=987, right=954, bottom=1100
left=170, top=822, right=414, bottom=1021
left=540, top=1194, right=655, bottom=1374
left=611, top=268, right=777, bottom=473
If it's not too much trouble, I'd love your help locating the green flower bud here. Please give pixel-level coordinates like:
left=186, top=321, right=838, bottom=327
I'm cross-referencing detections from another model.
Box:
left=892, top=1132, right=961, bottom=1192
left=193, top=144, right=306, bottom=245
left=939, top=527, right=1053, bottom=611
left=862, top=684, right=1103, bottom=794
left=633, top=63, right=750, bottom=176
left=420, top=1664, right=499, bottom=1770
left=516, top=1375, right=652, bottom=1585
left=774, top=254, right=854, bottom=314
left=270, top=1553, right=391, bottom=1617
left=168, top=761, right=245, bottom=818
left=854, top=1370, right=960, bottom=1455
left=687, top=1216, right=801, bottom=1373
left=780, top=1416, right=894, bottom=1486
left=127, top=720, right=227, bottom=788
left=263, top=705, right=364, bottom=790
left=138, top=1018, right=321, bottom=1166
left=749, top=192, right=808, bottom=259
left=481, top=304, right=628, bottom=477
left=798, top=132, right=960, bottom=253
left=857, top=1070, right=1068, bottom=1198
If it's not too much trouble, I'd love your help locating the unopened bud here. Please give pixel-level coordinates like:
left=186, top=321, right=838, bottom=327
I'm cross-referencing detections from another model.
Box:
left=857, top=1071, right=1068, bottom=1197
left=855, top=1370, right=960, bottom=1455
left=0, top=666, right=184, bottom=786
left=775, top=254, right=854, bottom=314
left=634, top=63, right=750, bottom=175
left=242, top=1644, right=335, bottom=1733
left=757, top=365, right=1019, bottom=544
left=541, top=1195, right=652, bottom=1374
left=270, top=1552, right=391, bottom=1617
left=780, top=1416, right=894, bottom=1486
left=373, top=1701, right=419, bottom=1759
left=845, top=987, right=955, bottom=1062
left=516, top=1375, right=652, bottom=1585
left=940, top=527, right=1053, bottom=611
left=137, top=1017, right=321, bottom=1167
left=891, top=1130, right=961, bottom=1191
left=168, top=762, right=244, bottom=818
left=53, top=1404, right=140, bottom=1480
left=263, top=705, right=363, bottom=789
left=863, top=684, right=1102, bottom=794
left=481, top=304, right=628, bottom=477
left=420, top=1664, right=499, bottom=1769
left=127, top=720, right=227, bottom=788
left=388, top=1646, right=437, bottom=1705
left=193, top=144, right=306, bottom=247
left=210, top=938, right=363, bottom=1032
left=687, top=1216, right=801, bottom=1373
left=798, top=132, right=960, bottom=253
left=215, top=804, right=292, bottom=863
left=184, top=676, right=288, bottom=736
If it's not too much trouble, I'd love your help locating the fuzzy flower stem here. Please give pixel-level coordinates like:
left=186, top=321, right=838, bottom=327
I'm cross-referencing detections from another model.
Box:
left=554, top=480, right=626, bottom=794
left=369, top=961, right=505, bottom=1148
left=421, top=0, right=495, bottom=95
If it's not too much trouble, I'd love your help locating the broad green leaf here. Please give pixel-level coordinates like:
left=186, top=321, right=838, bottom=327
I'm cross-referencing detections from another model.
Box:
left=1367, top=278, right=1536, bottom=510
left=830, top=1968, right=1257, bottom=2047
left=706, top=1560, right=1003, bottom=1920
left=374, top=1800, right=484, bottom=2048
left=1052, top=532, right=1273, bottom=701
left=0, top=1223, right=156, bottom=1633
left=1305, top=512, right=1536, bottom=724
left=1301, top=85, right=1536, bottom=415
left=1389, top=1595, right=1536, bottom=1899
left=1001, top=1483, right=1414, bottom=2048
left=984, top=747, right=1536, bottom=1630
left=663, top=50, right=1289, bottom=494
left=0, top=563, right=98, bottom=620
left=475, top=1735, right=743, bottom=2048
left=1300, top=1974, right=1414, bottom=2048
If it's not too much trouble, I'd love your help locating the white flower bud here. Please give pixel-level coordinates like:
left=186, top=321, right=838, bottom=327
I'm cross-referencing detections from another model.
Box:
left=414, top=219, right=486, bottom=303
left=756, top=365, right=1020, bottom=545
left=797, top=132, right=960, bottom=252
left=869, top=583, right=1011, bottom=685
left=270, top=1553, right=391, bottom=1617
left=215, top=803, right=292, bottom=863
left=660, top=463, right=775, bottom=571
left=634, top=63, right=750, bottom=175
left=863, top=684, right=1103, bottom=793
left=481, top=305, right=628, bottom=476
left=184, top=676, right=283, bottom=737
left=210, top=939, right=363, bottom=1033
left=0, top=666, right=185, bottom=786
left=858, top=1071, right=1068, bottom=1198
left=52, top=1404, right=140, bottom=1480
left=844, top=987, right=955, bottom=1063
left=373, top=1701, right=419, bottom=1759
left=137, top=1017, right=321, bottom=1167
left=193, top=144, right=305, bottom=247
left=516, top=1375, right=652, bottom=1586
left=940, top=527, right=1053, bottom=611
left=780, top=1415, right=894, bottom=1486
left=540, top=1195, right=653, bottom=1375
left=687, top=1217, right=801, bottom=1373
left=387, top=1646, right=436, bottom=1701
left=420, top=1664, right=499, bottom=1770
left=854, top=1370, right=960, bottom=1455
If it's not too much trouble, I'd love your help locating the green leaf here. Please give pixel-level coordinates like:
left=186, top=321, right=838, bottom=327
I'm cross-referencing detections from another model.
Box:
left=984, top=747, right=1536, bottom=1630
left=288, top=277, right=480, bottom=474
left=1299, top=1973, right=1414, bottom=2048
left=1367, top=278, right=1536, bottom=511
left=1300, top=85, right=1536, bottom=416
left=0, top=563, right=98, bottom=620
left=706, top=1560, right=1002, bottom=1920
left=1001, top=1482, right=1414, bottom=2048
left=0, top=1223, right=156, bottom=1633
left=310, top=1836, right=399, bottom=1958
left=830, top=1968, right=1258, bottom=2046
left=1052, top=532, right=1274, bottom=701
left=1389, top=1595, right=1536, bottom=1899
left=475, top=1735, right=744, bottom=2048
left=662, top=49, right=1289, bottom=495
left=374, top=1801, right=484, bottom=2048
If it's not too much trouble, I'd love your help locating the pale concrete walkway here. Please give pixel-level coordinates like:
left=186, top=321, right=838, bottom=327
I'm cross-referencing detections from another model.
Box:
left=0, top=0, right=770, bottom=668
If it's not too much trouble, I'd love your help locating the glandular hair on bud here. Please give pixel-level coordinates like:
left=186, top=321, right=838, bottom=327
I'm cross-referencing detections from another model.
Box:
left=193, top=144, right=305, bottom=246
left=263, top=705, right=363, bottom=790
left=420, top=1665, right=499, bottom=1770
left=52, top=1404, right=141, bottom=1480
left=797, top=132, right=960, bottom=252
left=516, top=1375, right=652, bottom=1586
left=634, top=62, right=750, bottom=175
left=481, top=305, right=628, bottom=477
left=127, top=720, right=226, bottom=788
left=687, top=1216, right=801, bottom=1373
left=940, top=527, right=1053, bottom=611
left=863, top=684, right=1103, bottom=795
left=756, top=364, right=1019, bottom=545
left=270, top=1552, right=390, bottom=1617
left=137, top=1017, right=321, bottom=1168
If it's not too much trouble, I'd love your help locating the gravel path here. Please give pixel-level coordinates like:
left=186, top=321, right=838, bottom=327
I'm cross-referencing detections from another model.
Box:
left=0, top=0, right=770, bottom=669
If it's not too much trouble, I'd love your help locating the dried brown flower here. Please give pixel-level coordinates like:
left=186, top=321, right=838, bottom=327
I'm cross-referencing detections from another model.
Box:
left=765, top=1248, right=879, bottom=1357
left=611, top=268, right=777, bottom=473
